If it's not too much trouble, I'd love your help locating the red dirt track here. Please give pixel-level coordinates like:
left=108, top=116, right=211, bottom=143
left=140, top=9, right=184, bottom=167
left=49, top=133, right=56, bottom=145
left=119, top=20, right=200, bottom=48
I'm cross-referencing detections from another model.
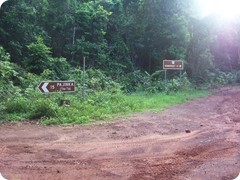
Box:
left=0, top=86, right=240, bottom=180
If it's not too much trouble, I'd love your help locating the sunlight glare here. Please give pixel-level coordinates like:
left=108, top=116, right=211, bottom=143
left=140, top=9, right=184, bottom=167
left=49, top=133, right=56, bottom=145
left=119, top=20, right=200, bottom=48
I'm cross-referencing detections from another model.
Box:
left=197, top=0, right=240, bottom=19
left=0, top=0, right=7, bottom=8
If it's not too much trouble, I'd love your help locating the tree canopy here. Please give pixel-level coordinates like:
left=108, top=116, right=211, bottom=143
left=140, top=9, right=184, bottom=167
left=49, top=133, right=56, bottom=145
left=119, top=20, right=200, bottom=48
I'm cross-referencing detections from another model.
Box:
left=2, top=0, right=240, bottom=124
left=1, top=0, right=240, bottom=84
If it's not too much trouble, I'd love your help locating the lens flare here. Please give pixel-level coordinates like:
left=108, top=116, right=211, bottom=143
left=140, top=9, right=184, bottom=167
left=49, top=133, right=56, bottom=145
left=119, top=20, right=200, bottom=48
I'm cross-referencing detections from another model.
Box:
left=197, top=0, right=240, bottom=20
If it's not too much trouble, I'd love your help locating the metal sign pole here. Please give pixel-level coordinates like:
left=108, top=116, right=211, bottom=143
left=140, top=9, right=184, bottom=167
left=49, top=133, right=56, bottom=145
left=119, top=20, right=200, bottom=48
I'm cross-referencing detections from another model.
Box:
left=163, top=59, right=184, bottom=91
left=179, top=70, right=182, bottom=84
left=165, top=69, right=167, bottom=91
left=165, top=70, right=167, bottom=82
left=82, top=57, right=86, bottom=100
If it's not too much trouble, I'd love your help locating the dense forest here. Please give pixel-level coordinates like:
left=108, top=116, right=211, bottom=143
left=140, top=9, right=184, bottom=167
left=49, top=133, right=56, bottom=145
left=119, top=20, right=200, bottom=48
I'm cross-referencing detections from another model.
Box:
left=1, top=0, right=240, bottom=124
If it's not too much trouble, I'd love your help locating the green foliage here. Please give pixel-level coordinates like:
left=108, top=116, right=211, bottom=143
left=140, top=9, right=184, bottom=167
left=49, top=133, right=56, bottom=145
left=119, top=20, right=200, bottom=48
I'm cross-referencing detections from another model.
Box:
left=11, top=88, right=206, bottom=126
left=24, top=36, right=72, bottom=79
left=1, top=0, right=240, bottom=83
left=164, top=73, right=192, bottom=93
left=0, top=63, right=205, bottom=125
left=0, top=0, right=48, bottom=64
left=25, top=36, right=52, bottom=74
left=85, top=68, right=121, bottom=93
left=0, top=46, right=16, bottom=80
left=5, top=97, right=30, bottom=114
left=67, top=1, right=112, bottom=69
left=120, top=90, right=209, bottom=112
left=0, top=80, right=21, bottom=101
left=186, top=18, right=214, bottom=83
left=0, top=60, right=18, bottom=79
left=1, top=0, right=240, bottom=125
left=206, top=70, right=239, bottom=87
left=0, top=47, right=22, bottom=101
left=119, top=70, right=192, bottom=94
left=29, top=98, right=58, bottom=119
left=121, top=0, right=190, bottom=72
left=50, top=57, right=71, bottom=80
left=1, top=94, right=58, bottom=121
left=0, top=46, right=11, bottom=61
left=118, top=70, right=150, bottom=92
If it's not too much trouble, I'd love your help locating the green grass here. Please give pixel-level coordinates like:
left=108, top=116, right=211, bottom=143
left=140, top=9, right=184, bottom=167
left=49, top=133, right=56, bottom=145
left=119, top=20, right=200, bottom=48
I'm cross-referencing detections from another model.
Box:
left=0, top=89, right=210, bottom=125
left=44, top=90, right=209, bottom=125
left=126, top=90, right=210, bottom=112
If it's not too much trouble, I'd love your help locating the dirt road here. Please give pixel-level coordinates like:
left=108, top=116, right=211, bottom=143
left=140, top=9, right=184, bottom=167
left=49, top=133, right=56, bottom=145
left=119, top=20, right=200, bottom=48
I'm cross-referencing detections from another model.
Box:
left=0, top=86, right=240, bottom=180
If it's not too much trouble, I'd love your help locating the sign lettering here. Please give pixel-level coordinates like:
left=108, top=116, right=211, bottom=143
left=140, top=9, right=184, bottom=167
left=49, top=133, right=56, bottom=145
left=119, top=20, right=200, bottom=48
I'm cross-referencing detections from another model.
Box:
left=38, top=81, right=75, bottom=93
left=163, top=60, right=184, bottom=70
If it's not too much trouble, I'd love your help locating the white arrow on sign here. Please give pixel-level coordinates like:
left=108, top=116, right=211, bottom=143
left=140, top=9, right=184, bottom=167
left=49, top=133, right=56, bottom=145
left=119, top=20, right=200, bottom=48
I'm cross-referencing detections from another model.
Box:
left=38, top=82, right=50, bottom=93
left=42, top=82, right=49, bottom=93
left=38, top=81, right=75, bottom=93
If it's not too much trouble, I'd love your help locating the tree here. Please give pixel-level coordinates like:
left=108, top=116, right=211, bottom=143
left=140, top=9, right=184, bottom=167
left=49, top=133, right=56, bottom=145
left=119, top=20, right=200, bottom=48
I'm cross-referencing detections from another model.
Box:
left=186, top=17, right=214, bottom=83
left=25, top=36, right=52, bottom=74
left=0, top=0, right=48, bottom=65
left=213, top=21, right=240, bottom=72
left=121, top=0, right=190, bottom=72
left=67, top=1, right=111, bottom=69
left=44, top=0, right=75, bottom=58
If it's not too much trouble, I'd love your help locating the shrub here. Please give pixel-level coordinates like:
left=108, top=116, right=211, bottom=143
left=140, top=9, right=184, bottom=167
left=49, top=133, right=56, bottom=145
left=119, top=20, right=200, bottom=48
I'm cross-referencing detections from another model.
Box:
left=29, top=98, right=58, bottom=119
left=205, top=70, right=238, bottom=87
left=50, top=57, right=71, bottom=80
left=25, top=36, right=52, bottom=75
left=5, top=97, right=30, bottom=113
left=118, top=70, right=150, bottom=92
left=85, top=68, right=121, bottom=93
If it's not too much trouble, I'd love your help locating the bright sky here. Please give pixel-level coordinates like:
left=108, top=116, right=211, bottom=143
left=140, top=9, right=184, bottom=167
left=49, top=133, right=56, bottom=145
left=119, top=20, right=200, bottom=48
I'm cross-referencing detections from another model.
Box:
left=0, top=0, right=7, bottom=8
left=197, top=0, right=240, bottom=20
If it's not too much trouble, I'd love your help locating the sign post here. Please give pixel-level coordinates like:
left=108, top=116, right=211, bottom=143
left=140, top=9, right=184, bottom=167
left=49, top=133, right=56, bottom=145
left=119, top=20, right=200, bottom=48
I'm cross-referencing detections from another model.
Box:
left=82, top=57, right=86, bottom=100
left=38, top=81, right=75, bottom=94
left=163, top=60, right=183, bottom=70
left=163, top=60, right=184, bottom=81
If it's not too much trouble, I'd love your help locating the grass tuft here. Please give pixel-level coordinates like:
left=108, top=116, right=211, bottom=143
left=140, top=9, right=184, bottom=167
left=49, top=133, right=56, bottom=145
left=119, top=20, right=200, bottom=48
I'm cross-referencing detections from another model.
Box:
left=0, top=90, right=210, bottom=125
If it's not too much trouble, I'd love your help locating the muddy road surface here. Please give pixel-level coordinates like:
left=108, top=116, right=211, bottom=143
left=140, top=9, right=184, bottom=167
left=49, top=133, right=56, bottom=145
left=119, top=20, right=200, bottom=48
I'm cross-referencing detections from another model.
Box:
left=0, top=86, right=240, bottom=180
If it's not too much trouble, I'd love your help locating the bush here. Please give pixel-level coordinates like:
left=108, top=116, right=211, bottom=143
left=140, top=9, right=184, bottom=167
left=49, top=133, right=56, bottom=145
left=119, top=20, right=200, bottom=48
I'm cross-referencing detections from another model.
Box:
left=119, top=70, right=193, bottom=94
left=205, top=70, right=238, bottom=87
left=29, top=98, right=58, bottom=119
left=0, top=51, right=197, bottom=125
left=85, top=68, right=121, bottom=93
left=5, top=97, right=30, bottom=113
left=118, top=70, right=150, bottom=92
left=39, top=90, right=139, bottom=125
left=25, top=36, right=52, bottom=74
left=50, top=57, right=71, bottom=80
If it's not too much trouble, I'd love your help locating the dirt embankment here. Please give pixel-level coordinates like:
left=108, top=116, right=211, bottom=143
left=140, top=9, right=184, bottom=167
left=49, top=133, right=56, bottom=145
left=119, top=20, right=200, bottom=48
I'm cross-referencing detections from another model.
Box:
left=0, top=86, right=240, bottom=180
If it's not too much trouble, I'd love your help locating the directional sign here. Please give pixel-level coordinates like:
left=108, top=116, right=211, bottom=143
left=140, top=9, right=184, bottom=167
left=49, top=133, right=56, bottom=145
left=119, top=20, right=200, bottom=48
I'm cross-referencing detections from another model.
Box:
left=163, top=60, right=183, bottom=70
left=38, top=81, right=75, bottom=93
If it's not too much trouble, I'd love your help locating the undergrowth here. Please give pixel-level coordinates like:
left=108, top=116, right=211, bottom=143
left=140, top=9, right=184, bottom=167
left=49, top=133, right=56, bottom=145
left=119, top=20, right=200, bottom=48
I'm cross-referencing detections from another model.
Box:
left=0, top=55, right=211, bottom=125
left=0, top=89, right=209, bottom=125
